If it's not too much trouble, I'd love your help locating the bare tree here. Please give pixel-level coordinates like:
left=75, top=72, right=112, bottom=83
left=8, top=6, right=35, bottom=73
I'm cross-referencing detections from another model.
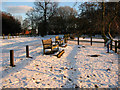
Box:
left=56, top=6, right=78, bottom=33
left=25, top=0, right=58, bottom=36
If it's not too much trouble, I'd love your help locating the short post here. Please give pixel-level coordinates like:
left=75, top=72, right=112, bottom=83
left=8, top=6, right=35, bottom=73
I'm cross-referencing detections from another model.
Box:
left=91, top=36, right=92, bottom=46
left=64, top=38, right=67, bottom=43
left=115, top=41, right=117, bottom=53
left=78, top=37, right=79, bottom=45
left=8, top=34, right=9, bottom=39
left=12, top=35, right=14, bottom=38
left=107, top=43, right=109, bottom=53
left=16, top=34, right=17, bottom=38
left=104, top=40, right=105, bottom=46
left=26, top=45, right=29, bottom=57
left=104, top=40, right=106, bottom=47
left=12, top=34, right=14, bottom=38
left=10, top=50, right=15, bottom=67
left=110, top=40, right=112, bottom=50
left=3, top=34, right=5, bottom=39
left=118, top=40, right=120, bottom=49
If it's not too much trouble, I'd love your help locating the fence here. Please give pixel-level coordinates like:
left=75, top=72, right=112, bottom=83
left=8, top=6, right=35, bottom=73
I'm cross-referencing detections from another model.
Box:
left=1, top=34, right=37, bottom=39
left=67, top=36, right=120, bottom=53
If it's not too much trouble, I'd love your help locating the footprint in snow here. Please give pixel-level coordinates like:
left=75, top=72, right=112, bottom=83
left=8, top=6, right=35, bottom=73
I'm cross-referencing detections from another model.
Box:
left=35, top=81, right=40, bottom=84
left=68, top=78, right=72, bottom=82
left=107, top=68, right=111, bottom=71
left=35, top=65, right=39, bottom=66
left=95, top=84, right=98, bottom=88
left=42, top=83, right=46, bottom=86
left=93, top=74, right=96, bottom=76
left=63, top=75, right=66, bottom=78
left=36, top=68, right=40, bottom=70
left=61, top=85, right=64, bottom=87
left=32, top=78, right=35, bottom=80
left=75, top=84, right=80, bottom=88
left=80, top=76, right=82, bottom=78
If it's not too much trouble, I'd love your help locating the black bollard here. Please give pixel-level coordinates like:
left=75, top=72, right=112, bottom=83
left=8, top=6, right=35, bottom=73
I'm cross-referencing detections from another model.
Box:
left=115, top=41, right=117, bottom=53
left=107, top=43, right=109, bottom=53
left=78, top=37, right=79, bottom=45
left=91, top=36, right=92, bottom=46
left=104, top=40, right=106, bottom=47
left=3, top=34, right=5, bottom=39
left=26, top=45, right=29, bottom=57
left=8, top=34, right=9, bottom=39
left=64, top=38, right=67, bottom=43
left=10, top=50, right=15, bottom=67
left=110, top=40, right=112, bottom=50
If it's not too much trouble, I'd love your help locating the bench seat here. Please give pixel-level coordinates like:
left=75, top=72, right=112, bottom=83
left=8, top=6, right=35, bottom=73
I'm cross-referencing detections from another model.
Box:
left=42, top=39, right=59, bottom=54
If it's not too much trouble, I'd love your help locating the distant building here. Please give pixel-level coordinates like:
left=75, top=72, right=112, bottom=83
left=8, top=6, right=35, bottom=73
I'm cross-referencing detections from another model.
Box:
left=25, top=30, right=30, bottom=35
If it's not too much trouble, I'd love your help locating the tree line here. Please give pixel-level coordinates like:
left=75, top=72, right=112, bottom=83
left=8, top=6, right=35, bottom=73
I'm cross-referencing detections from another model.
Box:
left=2, top=12, right=21, bottom=35
left=2, top=1, right=120, bottom=39
left=23, top=1, right=119, bottom=38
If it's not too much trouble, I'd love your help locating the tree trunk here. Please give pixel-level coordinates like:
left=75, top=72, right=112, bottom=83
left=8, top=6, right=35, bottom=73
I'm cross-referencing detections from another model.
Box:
left=102, top=2, right=107, bottom=43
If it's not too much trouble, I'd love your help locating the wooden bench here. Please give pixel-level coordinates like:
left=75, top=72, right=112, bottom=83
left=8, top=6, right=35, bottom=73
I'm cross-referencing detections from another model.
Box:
left=42, top=39, right=59, bottom=54
left=55, top=36, right=64, bottom=45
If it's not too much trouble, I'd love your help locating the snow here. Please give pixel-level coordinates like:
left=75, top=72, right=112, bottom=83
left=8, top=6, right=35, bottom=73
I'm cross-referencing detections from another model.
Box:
left=1, top=35, right=119, bottom=88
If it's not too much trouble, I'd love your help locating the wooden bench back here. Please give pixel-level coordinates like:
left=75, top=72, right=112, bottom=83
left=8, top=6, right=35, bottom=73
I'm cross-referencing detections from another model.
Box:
left=42, top=39, right=52, bottom=45
left=55, top=36, right=59, bottom=41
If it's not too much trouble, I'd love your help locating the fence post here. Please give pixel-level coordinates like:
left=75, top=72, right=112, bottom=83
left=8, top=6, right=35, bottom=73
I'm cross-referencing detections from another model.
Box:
left=104, top=39, right=106, bottom=47
left=118, top=40, right=120, bottom=49
left=78, top=37, right=79, bottom=45
left=26, top=45, right=29, bottom=57
left=10, top=50, right=15, bottom=67
left=110, top=40, right=112, bottom=50
left=91, top=36, right=92, bottom=46
left=115, top=41, right=117, bottom=53
left=107, top=43, right=109, bottom=53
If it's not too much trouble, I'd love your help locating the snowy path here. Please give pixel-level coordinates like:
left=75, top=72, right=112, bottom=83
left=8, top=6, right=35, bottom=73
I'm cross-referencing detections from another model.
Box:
left=1, top=36, right=119, bottom=88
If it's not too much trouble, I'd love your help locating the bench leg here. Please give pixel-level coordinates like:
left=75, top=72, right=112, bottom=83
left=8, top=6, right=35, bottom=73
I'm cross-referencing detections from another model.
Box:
left=43, top=49, right=45, bottom=54
left=51, top=48, right=53, bottom=54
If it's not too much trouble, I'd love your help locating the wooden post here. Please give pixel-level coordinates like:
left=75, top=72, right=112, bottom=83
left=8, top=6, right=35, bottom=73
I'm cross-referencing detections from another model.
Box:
left=78, top=37, right=79, bottom=45
left=12, top=35, right=14, bottom=38
left=104, top=39, right=106, bottom=47
left=115, top=41, right=117, bottom=53
left=107, top=43, right=109, bottom=53
left=10, top=50, right=15, bottom=67
left=16, top=34, right=17, bottom=38
left=8, top=34, right=9, bottom=39
left=3, top=34, right=5, bottom=39
left=64, top=38, right=67, bottom=43
left=104, top=40, right=105, bottom=46
left=26, top=45, right=29, bottom=57
left=118, top=40, right=120, bottom=49
left=91, top=36, right=92, bottom=46
left=110, top=40, right=112, bottom=50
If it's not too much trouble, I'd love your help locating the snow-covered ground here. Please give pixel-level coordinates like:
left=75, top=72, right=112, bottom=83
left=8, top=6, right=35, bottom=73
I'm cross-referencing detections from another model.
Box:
left=0, top=35, right=119, bottom=88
